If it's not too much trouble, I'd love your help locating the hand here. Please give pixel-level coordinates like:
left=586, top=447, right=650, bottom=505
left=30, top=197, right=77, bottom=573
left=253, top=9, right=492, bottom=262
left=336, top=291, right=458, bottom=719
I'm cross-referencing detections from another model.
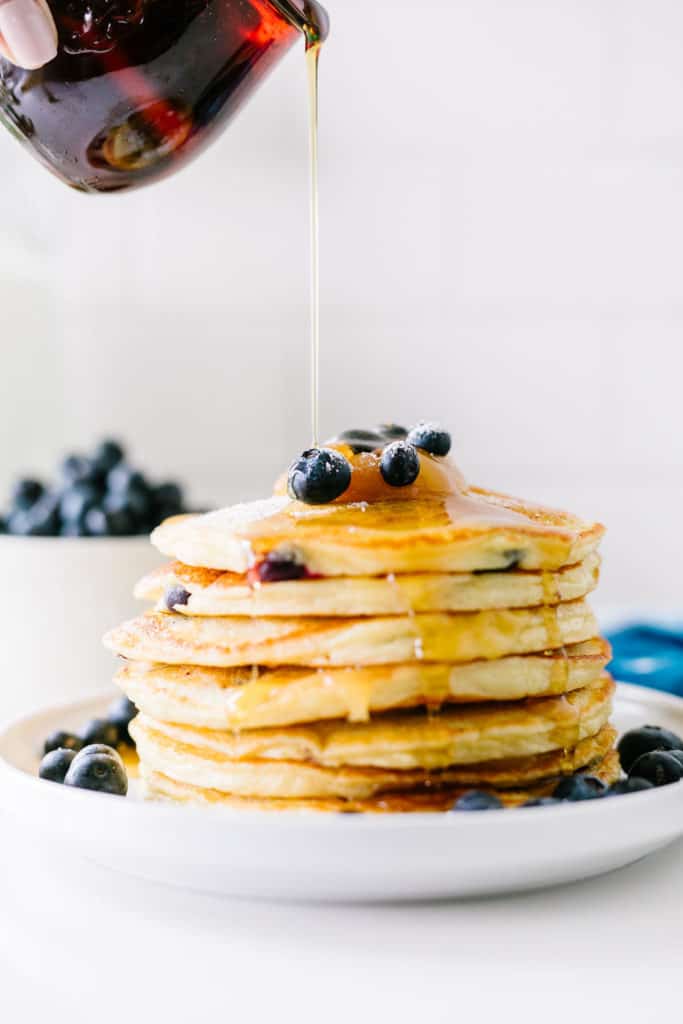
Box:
left=0, top=0, right=57, bottom=70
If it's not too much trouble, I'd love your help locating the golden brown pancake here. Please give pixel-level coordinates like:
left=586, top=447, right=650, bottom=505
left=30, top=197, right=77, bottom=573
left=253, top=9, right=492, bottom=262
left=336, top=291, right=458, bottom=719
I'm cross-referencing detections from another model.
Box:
left=140, top=748, right=621, bottom=812
left=136, top=553, right=601, bottom=617
left=104, top=598, right=597, bottom=668
left=116, top=639, right=611, bottom=729
left=151, top=486, right=603, bottom=577
left=129, top=675, right=614, bottom=789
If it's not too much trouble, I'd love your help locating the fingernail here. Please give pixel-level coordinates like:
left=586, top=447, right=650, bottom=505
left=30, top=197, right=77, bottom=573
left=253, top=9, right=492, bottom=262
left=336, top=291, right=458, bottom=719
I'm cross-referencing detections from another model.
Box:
left=0, top=0, right=57, bottom=70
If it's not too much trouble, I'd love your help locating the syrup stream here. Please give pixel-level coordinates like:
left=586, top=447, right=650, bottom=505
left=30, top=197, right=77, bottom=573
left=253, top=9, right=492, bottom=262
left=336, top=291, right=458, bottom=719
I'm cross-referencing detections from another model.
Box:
left=306, top=40, right=321, bottom=447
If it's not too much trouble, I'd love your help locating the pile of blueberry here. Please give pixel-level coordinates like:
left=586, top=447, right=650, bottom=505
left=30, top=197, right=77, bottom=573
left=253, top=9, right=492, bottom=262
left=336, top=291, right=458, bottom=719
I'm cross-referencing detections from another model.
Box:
left=452, top=724, right=683, bottom=812
left=37, top=696, right=135, bottom=796
left=288, top=422, right=452, bottom=505
left=0, top=439, right=187, bottom=537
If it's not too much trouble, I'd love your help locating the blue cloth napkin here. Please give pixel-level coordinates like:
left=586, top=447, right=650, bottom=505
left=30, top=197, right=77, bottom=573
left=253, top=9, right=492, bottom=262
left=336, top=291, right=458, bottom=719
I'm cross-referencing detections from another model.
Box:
left=606, top=623, right=683, bottom=696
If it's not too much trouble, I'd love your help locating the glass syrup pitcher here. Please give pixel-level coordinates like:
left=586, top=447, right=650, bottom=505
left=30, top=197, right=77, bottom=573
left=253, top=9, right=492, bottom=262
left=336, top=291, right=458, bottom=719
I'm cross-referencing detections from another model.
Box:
left=0, top=0, right=328, bottom=192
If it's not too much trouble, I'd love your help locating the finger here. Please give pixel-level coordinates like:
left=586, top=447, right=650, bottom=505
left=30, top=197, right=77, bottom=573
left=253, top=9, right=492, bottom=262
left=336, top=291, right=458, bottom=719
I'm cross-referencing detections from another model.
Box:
left=0, top=0, right=57, bottom=70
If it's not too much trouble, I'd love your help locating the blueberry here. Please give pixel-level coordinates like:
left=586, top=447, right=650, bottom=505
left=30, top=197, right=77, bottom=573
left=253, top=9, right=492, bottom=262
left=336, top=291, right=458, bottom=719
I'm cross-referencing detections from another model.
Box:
left=92, top=439, right=125, bottom=476
left=452, top=790, right=503, bottom=811
left=552, top=774, right=607, bottom=802
left=376, top=423, right=408, bottom=440
left=107, top=696, right=137, bottom=745
left=10, top=478, right=44, bottom=511
left=521, top=797, right=561, bottom=808
left=617, top=725, right=683, bottom=773
left=60, top=482, right=101, bottom=524
left=106, top=469, right=153, bottom=528
left=629, top=751, right=683, bottom=788
left=72, top=743, right=123, bottom=765
left=379, top=441, right=420, bottom=487
left=669, top=750, right=683, bottom=769
left=407, top=422, right=452, bottom=457
left=60, top=520, right=89, bottom=537
left=336, top=429, right=384, bottom=453
left=39, top=748, right=78, bottom=783
left=8, top=494, right=60, bottom=536
left=165, top=585, right=191, bottom=610
left=606, top=777, right=654, bottom=797
left=43, top=729, right=83, bottom=755
left=64, top=750, right=128, bottom=796
left=61, top=454, right=99, bottom=487
left=254, top=554, right=307, bottom=584
left=107, top=464, right=149, bottom=496
left=82, top=507, right=108, bottom=536
left=288, top=448, right=352, bottom=504
left=84, top=505, right=136, bottom=537
left=0, top=517, right=6, bottom=534
left=153, top=482, right=183, bottom=511
left=79, top=718, right=120, bottom=748
left=102, top=493, right=139, bottom=535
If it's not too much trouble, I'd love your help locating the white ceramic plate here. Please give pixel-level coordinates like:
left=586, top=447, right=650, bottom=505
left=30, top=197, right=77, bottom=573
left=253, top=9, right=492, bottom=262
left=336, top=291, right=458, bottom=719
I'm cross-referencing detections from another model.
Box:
left=0, top=683, right=681, bottom=903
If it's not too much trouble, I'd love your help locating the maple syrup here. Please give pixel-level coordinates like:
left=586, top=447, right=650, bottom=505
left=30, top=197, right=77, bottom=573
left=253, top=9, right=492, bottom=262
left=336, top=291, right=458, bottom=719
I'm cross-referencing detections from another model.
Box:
left=0, top=0, right=328, bottom=192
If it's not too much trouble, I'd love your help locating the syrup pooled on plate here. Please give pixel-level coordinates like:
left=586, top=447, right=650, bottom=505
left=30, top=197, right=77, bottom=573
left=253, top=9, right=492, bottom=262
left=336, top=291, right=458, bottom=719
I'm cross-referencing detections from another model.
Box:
left=0, top=0, right=328, bottom=191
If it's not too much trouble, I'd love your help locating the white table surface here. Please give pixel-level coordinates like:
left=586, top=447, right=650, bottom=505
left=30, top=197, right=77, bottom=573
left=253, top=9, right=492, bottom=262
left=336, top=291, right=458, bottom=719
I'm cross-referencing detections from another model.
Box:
left=0, top=819, right=680, bottom=1023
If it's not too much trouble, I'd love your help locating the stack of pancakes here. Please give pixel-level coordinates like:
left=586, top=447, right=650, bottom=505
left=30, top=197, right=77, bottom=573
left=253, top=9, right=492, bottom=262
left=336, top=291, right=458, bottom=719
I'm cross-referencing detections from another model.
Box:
left=104, top=457, right=618, bottom=812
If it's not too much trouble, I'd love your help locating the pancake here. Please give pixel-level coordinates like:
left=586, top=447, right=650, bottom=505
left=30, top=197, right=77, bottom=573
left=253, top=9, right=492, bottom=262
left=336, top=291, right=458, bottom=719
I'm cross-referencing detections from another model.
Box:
left=136, top=553, right=601, bottom=617
left=104, top=598, right=597, bottom=668
left=129, top=674, right=614, bottom=777
left=151, top=486, right=604, bottom=578
left=132, top=717, right=616, bottom=797
left=141, top=749, right=621, bottom=811
left=117, top=639, right=611, bottom=729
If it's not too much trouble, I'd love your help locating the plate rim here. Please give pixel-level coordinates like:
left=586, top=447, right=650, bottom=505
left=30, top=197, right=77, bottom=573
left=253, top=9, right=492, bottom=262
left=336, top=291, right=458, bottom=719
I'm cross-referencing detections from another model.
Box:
left=0, top=681, right=681, bottom=832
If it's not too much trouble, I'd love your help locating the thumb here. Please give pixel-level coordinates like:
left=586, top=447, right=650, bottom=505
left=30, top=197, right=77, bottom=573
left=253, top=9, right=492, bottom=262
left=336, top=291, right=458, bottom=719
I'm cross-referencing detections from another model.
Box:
left=0, top=0, right=57, bottom=71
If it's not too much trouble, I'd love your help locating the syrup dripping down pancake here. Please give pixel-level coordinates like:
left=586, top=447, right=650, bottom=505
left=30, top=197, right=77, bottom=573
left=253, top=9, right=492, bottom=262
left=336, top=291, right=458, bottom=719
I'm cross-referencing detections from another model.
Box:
left=151, top=486, right=604, bottom=578
left=129, top=675, right=614, bottom=781
left=116, top=639, right=611, bottom=729
left=105, top=599, right=597, bottom=668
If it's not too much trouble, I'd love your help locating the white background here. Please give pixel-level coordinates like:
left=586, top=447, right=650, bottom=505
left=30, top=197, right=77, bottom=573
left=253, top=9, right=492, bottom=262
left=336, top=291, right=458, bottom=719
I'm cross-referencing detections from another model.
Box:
left=1, top=0, right=682, bottom=606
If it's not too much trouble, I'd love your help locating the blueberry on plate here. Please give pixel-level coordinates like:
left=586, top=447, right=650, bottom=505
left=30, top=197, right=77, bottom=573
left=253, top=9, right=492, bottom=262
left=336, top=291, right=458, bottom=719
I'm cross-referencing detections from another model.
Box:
left=521, top=797, right=561, bottom=808
left=407, top=422, right=452, bottom=457
left=617, top=725, right=683, bottom=774
left=39, top=748, right=78, bottom=784
left=107, top=696, right=137, bottom=745
left=379, top=441, right=420, bottom=487
left=79, top=718, right=120, bottom=748
left=606, top=777, right=654, bottom=796
left=92, top=439, right=125, bottom=476
left=10, top=478, right=44, bottom=511
left=552, top=775, right=607, bottom=802
left=452, top=790, right=503, bottom=811
left=72, top=743, right=123, bottom=765
left=288, top=448, right=352, bottom=505
left=43, top=729, right=83, bottom=755
left=628, top=751, right=683, bottom=787
left=64, top=750, right=128, bottom=796
left=668, top=750, right=683, bottom=768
